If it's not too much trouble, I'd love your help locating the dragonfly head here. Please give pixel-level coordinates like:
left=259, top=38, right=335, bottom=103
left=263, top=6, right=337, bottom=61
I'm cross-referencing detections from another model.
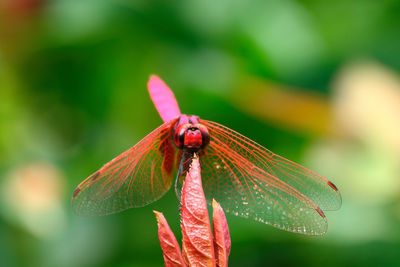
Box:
left=173, top=116, right=210, bottom=151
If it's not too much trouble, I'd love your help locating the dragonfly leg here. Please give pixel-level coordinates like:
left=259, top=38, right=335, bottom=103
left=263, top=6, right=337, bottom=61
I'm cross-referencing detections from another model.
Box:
left=174, top=151, right=196, bottom=199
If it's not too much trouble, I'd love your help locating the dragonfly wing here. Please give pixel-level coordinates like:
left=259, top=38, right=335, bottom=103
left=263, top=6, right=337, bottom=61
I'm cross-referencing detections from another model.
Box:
left=199, top=120, right=341, bottom=235
left=72, top=120, right=178, bottom=216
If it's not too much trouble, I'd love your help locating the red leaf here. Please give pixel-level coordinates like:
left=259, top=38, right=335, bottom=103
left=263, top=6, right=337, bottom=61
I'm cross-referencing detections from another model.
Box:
left=212, top=199, right=231, bottom=267
left=181, top=156, right=216, bottom=267
left=154, top=211, right=187, bottom=267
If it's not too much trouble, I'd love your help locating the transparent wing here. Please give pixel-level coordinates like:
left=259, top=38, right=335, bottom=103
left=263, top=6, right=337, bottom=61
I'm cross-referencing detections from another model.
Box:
left=199, top=120, right=341, bottom=235
left=72, top=120, right=178, bottom=216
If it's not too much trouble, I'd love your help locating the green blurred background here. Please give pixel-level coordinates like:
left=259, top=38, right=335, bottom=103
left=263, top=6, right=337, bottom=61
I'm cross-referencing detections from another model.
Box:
left=2, top=0, right=400, bottom=266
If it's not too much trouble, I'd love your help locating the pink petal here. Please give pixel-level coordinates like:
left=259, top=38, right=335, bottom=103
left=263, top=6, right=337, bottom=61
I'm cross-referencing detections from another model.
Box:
left=212, top=199, right=231, bottom=267
left=154, top=211, right=187, bottom=267
left=181, top=156, right=216, bottom=267
left=147, top=75, right=181, bottom=123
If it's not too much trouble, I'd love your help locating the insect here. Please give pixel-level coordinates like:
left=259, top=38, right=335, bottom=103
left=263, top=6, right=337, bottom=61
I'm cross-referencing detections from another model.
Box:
left=72, top=75, right=341, bottom=235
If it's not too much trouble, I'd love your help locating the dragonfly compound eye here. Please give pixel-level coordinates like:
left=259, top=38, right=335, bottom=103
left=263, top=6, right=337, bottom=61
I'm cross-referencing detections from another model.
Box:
left=174, top=124, right=190, bottom=149
left=197, top=124, right=210, bottom=149
left=173, top=123, right=210, bottom=151
left=183, top=124, right=210, bottom=151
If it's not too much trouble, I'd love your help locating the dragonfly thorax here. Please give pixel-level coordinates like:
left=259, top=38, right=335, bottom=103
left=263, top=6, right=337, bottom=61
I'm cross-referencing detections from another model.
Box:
left=173, top=115, right=210, bottom=151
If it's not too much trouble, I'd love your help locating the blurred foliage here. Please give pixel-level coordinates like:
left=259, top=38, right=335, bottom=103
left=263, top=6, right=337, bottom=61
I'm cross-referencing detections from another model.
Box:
left=1, top=0, right=400, bottom=266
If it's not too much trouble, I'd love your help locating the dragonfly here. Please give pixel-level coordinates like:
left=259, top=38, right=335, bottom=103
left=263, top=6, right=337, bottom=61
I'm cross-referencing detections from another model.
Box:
left=72, top=75, right=341, bottom=235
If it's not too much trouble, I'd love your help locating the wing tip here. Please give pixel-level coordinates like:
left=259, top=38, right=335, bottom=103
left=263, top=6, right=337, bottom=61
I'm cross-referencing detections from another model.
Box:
left=315, top=206, right=326, bottom=218
left=72, top=186, right=80, bottom=198
left=91, top=171, right=100, bottom=181
left=327, top=180, right=339, bottom=191
left=72, top=171, right=100, bottom=199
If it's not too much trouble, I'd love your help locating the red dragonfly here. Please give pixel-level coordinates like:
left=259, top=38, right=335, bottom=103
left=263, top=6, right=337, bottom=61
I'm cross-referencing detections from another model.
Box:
left=72, top=75, right=341, bottom=235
